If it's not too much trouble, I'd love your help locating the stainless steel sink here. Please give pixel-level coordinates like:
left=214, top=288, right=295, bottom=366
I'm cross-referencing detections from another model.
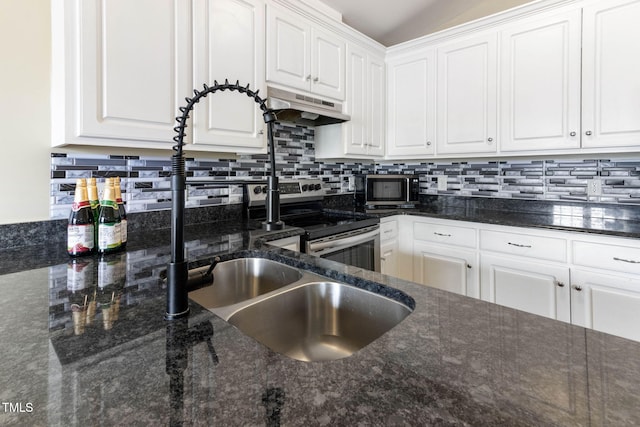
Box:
left=188, top=258, right=303, bottom=309
left=226, top=281, right=412, bottom=362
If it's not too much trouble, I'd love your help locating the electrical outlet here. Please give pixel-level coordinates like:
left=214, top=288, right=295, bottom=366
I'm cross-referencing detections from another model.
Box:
left=347, top=176, right=355, bottom=192
left=437, top=175, right=448, bottom=191
left=587, top=178, right=602, bottom=196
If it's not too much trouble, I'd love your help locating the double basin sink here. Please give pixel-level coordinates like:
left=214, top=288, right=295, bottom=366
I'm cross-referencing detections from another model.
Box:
left=188, top=257, right=413, bottom=362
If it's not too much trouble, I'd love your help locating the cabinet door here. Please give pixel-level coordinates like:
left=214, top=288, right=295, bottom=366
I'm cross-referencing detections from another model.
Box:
left=386, top=52, right=436, bottom=157
left=380, top=239, right=398, bottom=277
left=571, top=269, right=640, bottom=342
left=192, top=0, right=266, bottom=153
left=499, top=9, right=581, bottom=152
left=413, top=242, right=478, bottom=297
left=481, top=253, right=570, bottom=322
left=68, top=0, right=191, bottom=146
left=342, top=44, right=368, bottom=155
left=436, top=33, right=498, bottom=154
left=311, top=26, right=345, bottom=100
left=366, top=54, right=386, bottom=157
left=582, top=0, right=640, bottom=149
left=266, top=6, right=310, bottom=92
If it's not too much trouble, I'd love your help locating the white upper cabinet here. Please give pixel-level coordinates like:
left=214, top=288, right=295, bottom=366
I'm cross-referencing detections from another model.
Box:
left=582, top=0, right=640, bottom=150
left=436, top=32, right=498, bottom=155
left=315, top=43, right=385, bottom=158
left=51, top=0, right=192, bottom=148
left=499, top=9, right=582, bottom=152
left=266, top=4, right=345, bottom=100
left=386, top=51, right=436, bottom=158
left=192, top=0, right=266, bottom=153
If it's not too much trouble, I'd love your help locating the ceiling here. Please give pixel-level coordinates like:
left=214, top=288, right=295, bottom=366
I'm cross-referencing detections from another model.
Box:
left=317, top=0, right=536, bottom=46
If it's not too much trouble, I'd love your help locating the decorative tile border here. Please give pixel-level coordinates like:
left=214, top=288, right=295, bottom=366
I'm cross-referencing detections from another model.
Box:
left=50, top=123, right=640, bottom=219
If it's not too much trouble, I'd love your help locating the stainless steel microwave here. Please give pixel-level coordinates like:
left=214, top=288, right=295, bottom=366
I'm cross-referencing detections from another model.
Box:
left=355, top=175, right=419, bottom=207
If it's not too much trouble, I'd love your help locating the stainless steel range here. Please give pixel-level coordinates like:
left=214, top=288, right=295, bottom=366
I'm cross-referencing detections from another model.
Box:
left=246, top=179, right=380, bottom=272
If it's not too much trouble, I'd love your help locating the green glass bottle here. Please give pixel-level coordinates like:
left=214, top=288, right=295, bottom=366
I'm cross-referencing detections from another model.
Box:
left=87, top=177, right=100, bottom=244
left=97, top=178, right=122, bottom=254
left=114, top=176, right=127, bottom=248
left=67, top=178, right=95, bottom=257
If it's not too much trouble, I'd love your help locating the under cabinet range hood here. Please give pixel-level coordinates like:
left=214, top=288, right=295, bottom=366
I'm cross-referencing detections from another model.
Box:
left=267, top=87, right=350, bottom=126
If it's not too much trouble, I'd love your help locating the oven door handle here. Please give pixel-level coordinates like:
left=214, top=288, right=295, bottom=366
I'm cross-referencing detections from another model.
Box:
left=308, top=228, right=380, bottom=253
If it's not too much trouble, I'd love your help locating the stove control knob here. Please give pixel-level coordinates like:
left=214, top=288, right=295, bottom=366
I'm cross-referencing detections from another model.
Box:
left=314, top=184, right=322, bottom=191
left=261, top=186, right=268, bottom=194
left=252, top=186, right=261, bottom=194
left=301, top=184, right=309, bottom=191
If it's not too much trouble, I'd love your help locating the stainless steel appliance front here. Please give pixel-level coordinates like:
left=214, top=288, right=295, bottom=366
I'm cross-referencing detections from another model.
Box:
left=305, top=225, right=380, bottom=272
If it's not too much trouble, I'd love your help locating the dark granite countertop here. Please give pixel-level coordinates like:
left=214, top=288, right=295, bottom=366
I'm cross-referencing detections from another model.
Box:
left=1, top=218, right=640, bottom=426
left=360, top=196, right=640, bottom=239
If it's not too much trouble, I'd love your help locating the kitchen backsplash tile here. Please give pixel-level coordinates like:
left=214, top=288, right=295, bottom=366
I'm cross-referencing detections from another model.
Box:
left=50, top=123, right=640, bottom=219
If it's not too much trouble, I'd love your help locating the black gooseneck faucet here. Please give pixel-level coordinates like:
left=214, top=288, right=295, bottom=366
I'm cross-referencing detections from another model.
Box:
left=165, top=80, right=283, bottom=320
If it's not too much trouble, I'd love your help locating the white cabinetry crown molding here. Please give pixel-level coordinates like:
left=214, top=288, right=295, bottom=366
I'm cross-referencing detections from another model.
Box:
left=386, top=0, right=579, bottom=56
left=269, top=0, right=386, bottom=54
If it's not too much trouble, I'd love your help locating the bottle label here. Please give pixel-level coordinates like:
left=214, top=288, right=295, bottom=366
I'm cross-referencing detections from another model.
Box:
left=68, top=224, right=95, bottom=254
left=71, top=200, right=91, bottom=212
left=100, top=200, right=118, bottom=209
left=98, top=223, right=122, bottom=250
left=121, top=218, right=128, bottom=243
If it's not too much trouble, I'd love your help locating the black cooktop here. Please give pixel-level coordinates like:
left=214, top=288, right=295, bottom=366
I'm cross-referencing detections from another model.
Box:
left=284, top=210, right=379, bottom=240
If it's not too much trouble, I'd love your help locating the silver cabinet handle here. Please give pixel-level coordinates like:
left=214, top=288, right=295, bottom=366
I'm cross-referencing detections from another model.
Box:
left=313, top=77, right=319, bottom=82
left=572, top=285, right=583, bottom=291
left=613, top=257, right=640, bottom=264
left=426, top=141, right=432, bottom=146
left=487, top=137, right=494, bottom=142
left=585, top=131, right=592, bottom=136
left=570, top=131, right=576, bottom=137
left=466, top=264, right=472, bottom=269
left=557, top=282, right=565, bottom=287
left=258, top=130, right=264, bottom=135
left=306, top=75, right=311, bottom=81
left=434, top=232, right=451, bottom=237
left=508, top=242, right=532, bottom=248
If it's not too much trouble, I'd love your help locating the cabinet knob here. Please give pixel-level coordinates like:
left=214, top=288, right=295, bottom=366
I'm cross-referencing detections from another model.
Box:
left=306, top=75, right=311, bottom=81
left=556, top=282, right=565, bottom=287
left=585, top=131, right=592, bottom=136
left=426, top=141, right=432, bottom=146
left=572, top=285, right=583, bottom=291
left=313, top=77, right=319, bottom=82
left=487, top=137, right=494, bottom=143
left=466, top=264, right=472, bottom=269
left=570, top=131, right=576, bottom=137
left=258, top=130, right=264, bottom=135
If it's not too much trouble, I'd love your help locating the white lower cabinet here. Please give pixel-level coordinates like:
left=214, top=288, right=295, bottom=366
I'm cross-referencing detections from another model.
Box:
left=570, top=269, right=640, bottom=342
left=411, top=217, right=479, bottom=297
left=389, top=215, right=640, bottom=342
left=380, top=240, right=399, bottom=278
left=380, top=217, right=399, bottom=277
left=480, top=253, right=571, bottom=322
left=414, top=242, right=478, bottom=297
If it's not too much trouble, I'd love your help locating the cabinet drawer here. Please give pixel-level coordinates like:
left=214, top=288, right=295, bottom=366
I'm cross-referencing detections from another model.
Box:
left=573, top=241, right=640, bottom=275
left=380, top=220, right=398, bottom=241
left=414, top=221, right=476, bottom=248
left=480, top=230, right=567, bottom=262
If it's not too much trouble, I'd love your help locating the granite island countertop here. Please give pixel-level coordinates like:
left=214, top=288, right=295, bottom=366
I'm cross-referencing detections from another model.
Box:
left=1, top=217, right=640, bottom=426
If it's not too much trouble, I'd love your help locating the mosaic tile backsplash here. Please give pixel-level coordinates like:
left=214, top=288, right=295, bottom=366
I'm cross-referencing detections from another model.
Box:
left=50, top=123, right=640, bottom=219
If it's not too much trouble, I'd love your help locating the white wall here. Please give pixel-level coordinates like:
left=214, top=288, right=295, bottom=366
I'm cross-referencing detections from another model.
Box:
left=0, top=0, right=52, bottom=225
